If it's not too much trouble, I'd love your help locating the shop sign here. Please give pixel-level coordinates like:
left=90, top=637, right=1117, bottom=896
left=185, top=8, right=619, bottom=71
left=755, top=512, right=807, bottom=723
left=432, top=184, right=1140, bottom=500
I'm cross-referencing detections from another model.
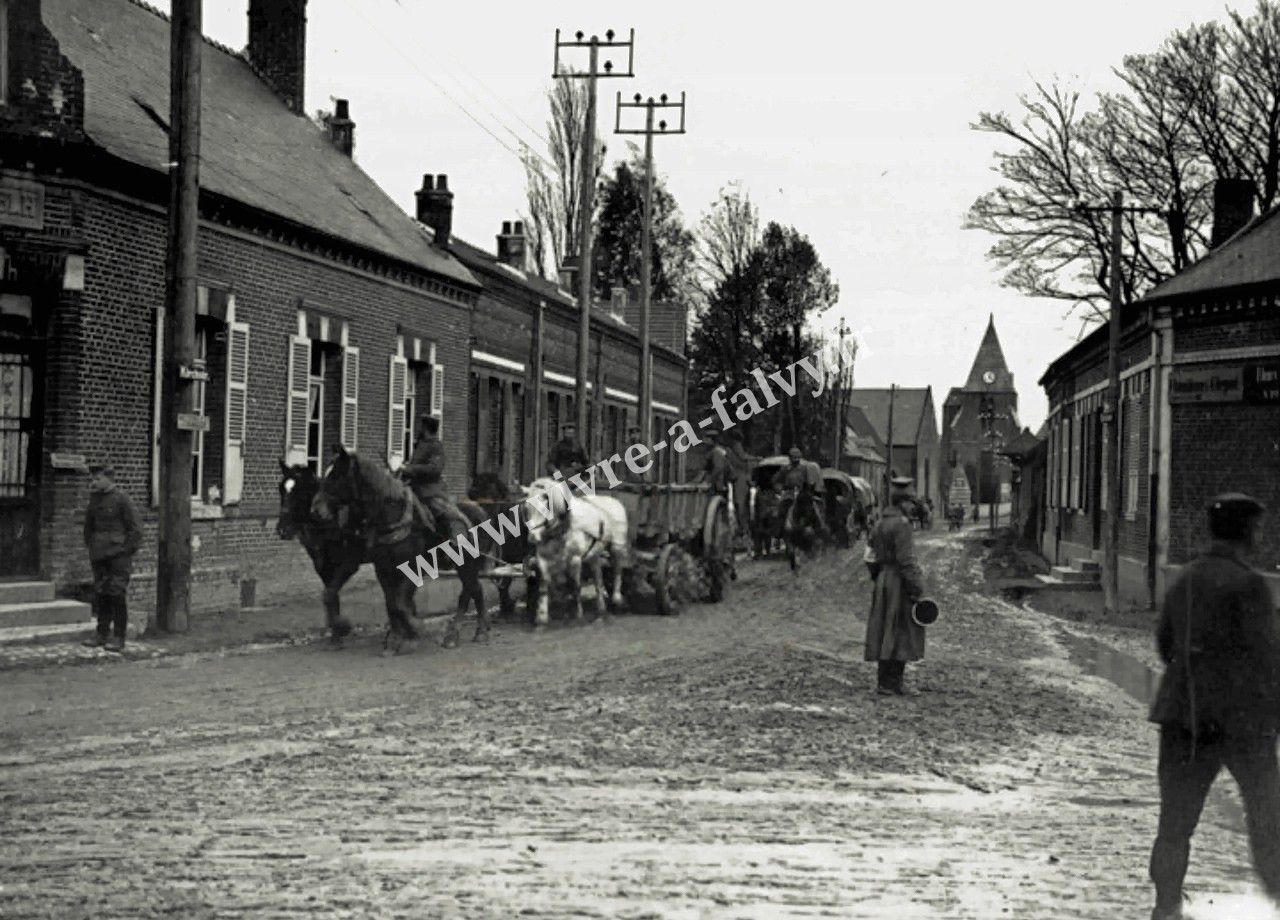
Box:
left=1172, top=362, right=1280, bottom=405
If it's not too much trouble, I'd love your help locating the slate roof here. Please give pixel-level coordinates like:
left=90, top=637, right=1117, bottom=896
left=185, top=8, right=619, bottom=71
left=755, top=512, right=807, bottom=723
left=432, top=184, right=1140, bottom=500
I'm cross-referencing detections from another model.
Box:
left=42, top=0, right=476, bottom=288
left=845, top=388, right=935, bottom=446
left=960, top=315, right=1015, bottom=391
left=1143, top=204, right=1280, bottom=301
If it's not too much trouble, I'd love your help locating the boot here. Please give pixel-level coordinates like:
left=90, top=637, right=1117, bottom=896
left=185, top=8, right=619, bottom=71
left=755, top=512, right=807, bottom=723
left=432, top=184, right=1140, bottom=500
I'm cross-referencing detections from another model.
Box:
left=104, top=596, right=127, bottom=652
left=84, top=594, right=110, bottom=647
left=876, top=661, right=895, bottom=695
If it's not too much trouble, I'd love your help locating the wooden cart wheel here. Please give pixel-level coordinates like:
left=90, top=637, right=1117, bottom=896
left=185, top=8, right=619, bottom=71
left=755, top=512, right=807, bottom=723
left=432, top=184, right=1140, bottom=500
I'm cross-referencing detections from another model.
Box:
left=702, top=495, right=734, bottom=603
left=654, top=544, right=686, bottom=616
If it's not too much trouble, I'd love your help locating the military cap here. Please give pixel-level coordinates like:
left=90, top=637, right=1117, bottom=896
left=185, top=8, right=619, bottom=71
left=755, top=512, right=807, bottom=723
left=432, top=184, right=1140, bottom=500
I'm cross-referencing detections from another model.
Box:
left=704, top=426, right=721, bottom=437
left=891, top=475, right=914, bottom=488
left=1206, top=492, right=1266, bottom=518
left=88, top=462, right=115, bottom=477
left=788, top=446, right=803, bottom=460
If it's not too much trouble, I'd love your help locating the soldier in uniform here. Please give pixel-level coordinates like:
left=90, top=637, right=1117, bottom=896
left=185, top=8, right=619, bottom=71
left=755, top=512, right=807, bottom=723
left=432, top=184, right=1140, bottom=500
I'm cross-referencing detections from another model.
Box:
left=1148, top=493, right=1280, bottom=920
left=401, top=415, right=471, bottom=538
left=621, top=424, right=649, bottom=483
left=724, top=428, right=751, bottom=548
left=697, top=428, right=733, bottom=495
left=772, top=446, right=828, bottom=541
left=547, top=422, right=589, bottom=483
left=863, top=475, right=926, bottom=694
left=81, top=463, right=142, bottom=652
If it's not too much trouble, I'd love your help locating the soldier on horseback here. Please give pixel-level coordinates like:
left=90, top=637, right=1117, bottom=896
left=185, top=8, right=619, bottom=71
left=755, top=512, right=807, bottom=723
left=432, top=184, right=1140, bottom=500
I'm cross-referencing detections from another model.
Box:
left=401, top=415, right=471, bottom=538
left=772, top=446, right=828, bottom=540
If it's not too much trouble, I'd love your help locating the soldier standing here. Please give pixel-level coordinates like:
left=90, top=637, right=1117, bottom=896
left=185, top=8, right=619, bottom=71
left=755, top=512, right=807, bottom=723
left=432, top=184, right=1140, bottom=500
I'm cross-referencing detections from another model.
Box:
left=863, top=475, right=926, bottom=695
left=1148, top=493, right=1280, bottom=920
left=81, top=463, right=141, bottom=652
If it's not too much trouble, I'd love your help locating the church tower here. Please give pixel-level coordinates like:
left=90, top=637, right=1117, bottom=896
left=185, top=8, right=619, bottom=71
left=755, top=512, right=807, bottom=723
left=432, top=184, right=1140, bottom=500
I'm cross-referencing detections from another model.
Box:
left=941, top=315, right=1020, bottom=507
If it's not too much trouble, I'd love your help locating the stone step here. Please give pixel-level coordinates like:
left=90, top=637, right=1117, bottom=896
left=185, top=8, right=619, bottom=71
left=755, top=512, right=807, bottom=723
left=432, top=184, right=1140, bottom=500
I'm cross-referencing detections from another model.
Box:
left=0, top=599, right=93, bottom=630
left=0, top=581, right=55, bottom=605
left=0, top=622, right=91, bottom=648
left=1074, top=559, right=1101, bottom=573
left=1049, top=565, right=1100, bottom=584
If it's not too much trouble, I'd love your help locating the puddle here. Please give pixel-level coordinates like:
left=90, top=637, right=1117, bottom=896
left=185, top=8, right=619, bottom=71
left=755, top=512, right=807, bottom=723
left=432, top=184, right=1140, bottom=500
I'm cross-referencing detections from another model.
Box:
left=1059, top=632, right=1161, bottom=706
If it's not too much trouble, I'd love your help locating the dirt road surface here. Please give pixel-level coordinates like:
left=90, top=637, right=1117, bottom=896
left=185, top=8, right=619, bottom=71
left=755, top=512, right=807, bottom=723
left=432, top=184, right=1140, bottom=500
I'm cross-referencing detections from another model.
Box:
left=0, top=532, right=1270, bottom=919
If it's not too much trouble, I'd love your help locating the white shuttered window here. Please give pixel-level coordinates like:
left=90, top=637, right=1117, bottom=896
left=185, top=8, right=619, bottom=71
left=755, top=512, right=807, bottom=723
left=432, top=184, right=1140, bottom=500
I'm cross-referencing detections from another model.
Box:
left=223, top=320, right=249, bottom=504
left=284, top=334, right=311, bottom=466
left=340, top=345, right=360, bottom=451
left=388, top=355, right=409, bottom=470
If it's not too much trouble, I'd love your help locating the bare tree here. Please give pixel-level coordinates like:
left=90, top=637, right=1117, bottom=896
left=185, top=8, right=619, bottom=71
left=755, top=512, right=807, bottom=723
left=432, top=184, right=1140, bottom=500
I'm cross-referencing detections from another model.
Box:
left=697, top=183, right=761, bottom=290
left=521, top=76, right=606, bottom=280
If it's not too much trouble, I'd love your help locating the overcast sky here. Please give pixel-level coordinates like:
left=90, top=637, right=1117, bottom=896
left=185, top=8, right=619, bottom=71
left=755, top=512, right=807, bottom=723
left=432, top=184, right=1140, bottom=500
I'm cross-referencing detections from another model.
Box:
left=169, top=0, right=1246, bottom=431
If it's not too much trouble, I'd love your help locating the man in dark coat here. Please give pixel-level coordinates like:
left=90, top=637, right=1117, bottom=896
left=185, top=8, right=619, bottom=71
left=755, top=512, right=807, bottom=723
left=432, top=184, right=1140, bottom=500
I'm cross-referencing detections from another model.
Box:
left=548, top=422, right=588, bottom=482
left=863, top=475, right=926, bottom=695
left=82, top=463, right=142, bottom=652
left=697, top=428, right=733, bottom=494
left=401, top=415, right=470, bottom=538
left=1148, top=493, right=1280, bottom=920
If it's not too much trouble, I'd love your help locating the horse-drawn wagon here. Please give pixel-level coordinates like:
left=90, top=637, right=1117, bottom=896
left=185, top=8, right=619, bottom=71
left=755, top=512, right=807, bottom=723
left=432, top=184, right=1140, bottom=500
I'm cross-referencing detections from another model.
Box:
left=608, top=482, right=735, bottom=616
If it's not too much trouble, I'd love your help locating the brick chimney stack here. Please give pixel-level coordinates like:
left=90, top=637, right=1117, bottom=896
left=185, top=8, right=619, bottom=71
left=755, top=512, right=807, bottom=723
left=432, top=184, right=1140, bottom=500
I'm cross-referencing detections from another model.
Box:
left=326, top=98, right=354, bottom=157
left=1211, top=177, right=1256, bottom=249
left=247, top=0, right=308, bottom=115
left=416, top=175, right=453, bottom=248
left=496, top=220, right=528, bottom=271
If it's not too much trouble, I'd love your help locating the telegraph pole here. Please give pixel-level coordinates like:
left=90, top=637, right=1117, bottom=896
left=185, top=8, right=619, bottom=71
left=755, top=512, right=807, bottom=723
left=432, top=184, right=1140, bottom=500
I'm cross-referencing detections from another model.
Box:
left=554, top=29, right=634, bottom=445
left=884, top=384, right=896, bottom=508
left=156, top=0, right=202, bottom=634
left=614, top=90, right=686, bottom=445
left=1072, top=191, right=1164, bottom=615
left=830, top=319, right=849, bottom=468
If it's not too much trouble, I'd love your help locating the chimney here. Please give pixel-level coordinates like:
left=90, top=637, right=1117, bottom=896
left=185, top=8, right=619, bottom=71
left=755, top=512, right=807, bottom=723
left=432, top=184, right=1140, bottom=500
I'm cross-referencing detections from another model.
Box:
left=415, top=174, right=454, bottom=248
left=247, top=0, right=308, bottom=115
left=326, top=98, right=354, bottom=157
left=1211, top=177, right=1256, bottom=249
left=496, top=219, right=528, bottom=271
left=557, top=253, right=579, bottom=290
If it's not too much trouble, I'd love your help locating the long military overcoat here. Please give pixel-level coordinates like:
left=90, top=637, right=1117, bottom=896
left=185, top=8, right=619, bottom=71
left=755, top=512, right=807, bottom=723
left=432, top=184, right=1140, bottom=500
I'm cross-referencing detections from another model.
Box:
left=863, top=505, right=926, bottom=662
left=1149, top=542, right=1280, bottom=736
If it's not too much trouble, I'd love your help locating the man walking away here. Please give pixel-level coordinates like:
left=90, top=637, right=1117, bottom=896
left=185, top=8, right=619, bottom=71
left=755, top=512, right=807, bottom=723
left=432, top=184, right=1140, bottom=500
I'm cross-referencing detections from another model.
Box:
left=82, top=463, right=141, bottom=652
left=1148, top=493, right=1280, bottom=920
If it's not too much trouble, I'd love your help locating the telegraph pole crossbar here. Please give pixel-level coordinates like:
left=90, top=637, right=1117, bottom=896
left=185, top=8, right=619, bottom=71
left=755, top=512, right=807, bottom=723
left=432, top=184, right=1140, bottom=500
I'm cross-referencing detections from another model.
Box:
left=614, top=91, right=687, bottom=447
left=553, top=29, right=634, bottom=450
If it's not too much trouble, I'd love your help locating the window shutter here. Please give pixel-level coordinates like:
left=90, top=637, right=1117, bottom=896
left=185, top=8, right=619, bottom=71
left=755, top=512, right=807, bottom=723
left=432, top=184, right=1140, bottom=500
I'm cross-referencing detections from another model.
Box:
left=151, top=307, right=164, bottom=506
left=388, top=355, right=408, bottom=470
left=341, top=345, right=360, bottom=451
left=284, top=334, right=310, bottom=466
left=430, top=363, right=445, bottom=433
left=223, top=321, right=250, bottom=505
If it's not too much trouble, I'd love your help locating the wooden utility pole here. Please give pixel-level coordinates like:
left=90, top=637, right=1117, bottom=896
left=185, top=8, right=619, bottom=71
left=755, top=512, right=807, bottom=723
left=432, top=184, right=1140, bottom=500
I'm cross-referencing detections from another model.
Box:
left=615, top=91, right=686, bottom=446
left=156, top=0, right=203, bottom=634
left=884, top=384, right=896, bottom=508
left=1104, top=191, right=1124, bottom=614
left=1070, top=191, right=1164, bottom=614
left=831, top=319, right=849, bottom=468
left=553, top=29, right=634, bottom=446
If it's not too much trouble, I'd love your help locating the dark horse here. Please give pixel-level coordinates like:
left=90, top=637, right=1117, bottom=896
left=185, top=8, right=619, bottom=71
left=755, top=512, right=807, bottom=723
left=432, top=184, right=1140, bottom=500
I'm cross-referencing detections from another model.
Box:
left=285, top=450, right=498, bottom=652
left=466, top=470, right=538, bottom=621
left=781, top=489, right=828, bottom=573
left=276, top=459, right=364, bottom=645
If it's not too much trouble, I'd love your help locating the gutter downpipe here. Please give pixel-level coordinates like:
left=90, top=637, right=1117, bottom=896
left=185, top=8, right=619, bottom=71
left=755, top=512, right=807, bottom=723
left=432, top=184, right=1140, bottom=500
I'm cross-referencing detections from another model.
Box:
left=1152, top=304, right=1175, bottom=604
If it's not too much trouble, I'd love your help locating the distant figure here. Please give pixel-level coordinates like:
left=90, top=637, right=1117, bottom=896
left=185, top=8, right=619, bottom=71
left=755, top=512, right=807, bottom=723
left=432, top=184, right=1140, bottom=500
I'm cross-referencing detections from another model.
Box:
left=1148, top=493, right=1280, bottom=920
left=82, top=463, right=141, bottom=652
left=696, top=428, right=732, bottom=496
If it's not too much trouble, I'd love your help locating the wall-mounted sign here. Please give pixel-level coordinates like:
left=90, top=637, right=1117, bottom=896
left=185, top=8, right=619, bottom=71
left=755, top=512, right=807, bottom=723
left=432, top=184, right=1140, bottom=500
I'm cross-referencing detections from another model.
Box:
left=0, top=176, right=45, bottom=230
left=50, top=452, right=87, bottom=470
left=176, top=413, right=210, bottom=432
left=1172, top=362, right=1280, bottom=405
left=179, top=365, right=210, bottom=382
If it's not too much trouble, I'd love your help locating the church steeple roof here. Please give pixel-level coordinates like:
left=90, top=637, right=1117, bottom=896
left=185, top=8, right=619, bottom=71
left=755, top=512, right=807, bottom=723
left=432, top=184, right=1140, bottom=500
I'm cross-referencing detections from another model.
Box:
left=962, top=314, right=1014, bottom=391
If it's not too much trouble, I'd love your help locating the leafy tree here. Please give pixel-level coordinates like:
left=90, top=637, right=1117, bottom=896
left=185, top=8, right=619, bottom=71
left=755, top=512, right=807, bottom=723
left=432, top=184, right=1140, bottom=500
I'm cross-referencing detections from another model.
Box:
left=591, top=143, right=697, bottom=307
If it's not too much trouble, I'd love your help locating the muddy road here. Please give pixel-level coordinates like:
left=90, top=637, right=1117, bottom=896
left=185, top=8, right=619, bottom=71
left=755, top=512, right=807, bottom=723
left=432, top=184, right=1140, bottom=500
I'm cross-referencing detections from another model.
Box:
left=0, top=533, right=1264, bottom=918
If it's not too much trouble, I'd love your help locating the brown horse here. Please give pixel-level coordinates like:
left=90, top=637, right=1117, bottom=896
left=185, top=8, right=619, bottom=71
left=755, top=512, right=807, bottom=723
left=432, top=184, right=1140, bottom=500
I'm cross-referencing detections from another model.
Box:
left=310, top=447, right=498, bottom=653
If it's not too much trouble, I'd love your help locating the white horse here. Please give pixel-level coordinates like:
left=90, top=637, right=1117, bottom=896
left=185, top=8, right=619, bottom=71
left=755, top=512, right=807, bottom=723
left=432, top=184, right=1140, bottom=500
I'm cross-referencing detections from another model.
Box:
left=521, top=477, right=629, bottom=626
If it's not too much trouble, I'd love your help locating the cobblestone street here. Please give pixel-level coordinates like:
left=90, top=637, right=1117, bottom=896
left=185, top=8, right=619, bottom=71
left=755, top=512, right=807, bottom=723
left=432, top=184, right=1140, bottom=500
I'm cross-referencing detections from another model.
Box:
left=0, top=532, right=1271, bottom=919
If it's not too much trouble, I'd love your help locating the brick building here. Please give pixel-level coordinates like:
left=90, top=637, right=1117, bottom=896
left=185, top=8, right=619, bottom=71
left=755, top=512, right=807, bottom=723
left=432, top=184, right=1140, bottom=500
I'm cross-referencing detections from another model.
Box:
left=1039, top=181, right=1280, bottom=605
left=940, top=316, right=1020, bottom=508
left=842, top=387, right=940, bottom=504
left=438, top=217, right=689, bottom=487
left=0, top=0, right=481, bottom=615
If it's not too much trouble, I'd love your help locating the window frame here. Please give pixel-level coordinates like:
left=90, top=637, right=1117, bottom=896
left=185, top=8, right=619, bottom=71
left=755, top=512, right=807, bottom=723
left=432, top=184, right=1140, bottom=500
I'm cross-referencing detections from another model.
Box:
left=0, top=0, right=9, bottom=106
left=306, top=348, right=326, bottom=475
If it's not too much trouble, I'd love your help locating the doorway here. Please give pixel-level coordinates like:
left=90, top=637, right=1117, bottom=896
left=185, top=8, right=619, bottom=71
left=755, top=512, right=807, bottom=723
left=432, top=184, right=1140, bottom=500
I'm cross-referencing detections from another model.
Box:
left=0, top=292, right=44, bottom=578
